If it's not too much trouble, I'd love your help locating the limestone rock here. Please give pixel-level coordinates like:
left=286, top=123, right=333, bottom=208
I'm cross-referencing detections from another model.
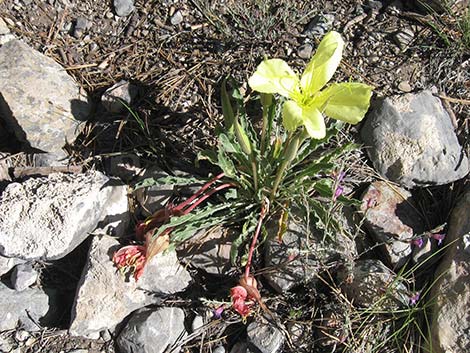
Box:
left=361, top=91, right=469, bottom=188
left=138, top=249, right=192, bottom=295
left=430, top=188, right=470, bottom=352
left=0, top=255, right=25, bottom=277
left=247, top=316, right=284, bottom=353
left=114, top=0, right=134, bottom=17
left=0, top=171, right=129, bottom=260
left=337, top=259, right=410, bottom=309
left=0, top=282, right=50, bottom=331
left=360, top=181, right=424, bottom=267
left=177, top=227, right=236, bottom=275
left=11, top=263, right=39, bottom=291
left=116, top=307, right=186, bottom=353
left=69, top=235, right=158, bottom=338
left=101, top=80, right=138, bottom=113
left=0, top=39, right=90, bottom=161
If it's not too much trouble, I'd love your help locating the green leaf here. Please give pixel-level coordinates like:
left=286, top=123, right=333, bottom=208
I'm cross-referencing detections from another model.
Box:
left=217, top=148, right=236, bottom=178
left=221, top=79, right=235, bottom=132
left=134, top=175, right=203, bottom=190
left=197, top=149, right=218, bottom=165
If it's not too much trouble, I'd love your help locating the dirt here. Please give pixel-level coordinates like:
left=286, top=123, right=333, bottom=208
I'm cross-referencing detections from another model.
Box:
left=0, top=0, right=469, bottom=352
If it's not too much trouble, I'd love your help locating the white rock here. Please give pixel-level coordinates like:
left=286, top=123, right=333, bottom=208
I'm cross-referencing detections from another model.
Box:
left=0, top=39, right=90, bottom=161
left=0, top=171, right=129, bottom=260
left=11, top=263, right=39, bottom=291
left=0, top=254, right=25, bottom=276
left=430, top=188, right=470, bottom=352
left=69, top=235, right=158, bottom=338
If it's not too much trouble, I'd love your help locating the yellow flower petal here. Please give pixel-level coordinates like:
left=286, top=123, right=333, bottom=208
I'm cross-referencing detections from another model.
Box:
left=300, top=31, right=344, bottom=94
left=282, top=100, right=303, bottom=132
left=302, top=106, right=326, bottom=139
left=248, top=59, right=299, bottom=98
left=314, top=82, right=373, bottom=124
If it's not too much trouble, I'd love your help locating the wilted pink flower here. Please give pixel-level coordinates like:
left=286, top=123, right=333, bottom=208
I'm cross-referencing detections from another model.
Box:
left=230, top=285, right=252, bottom=317
left=333, top=185, right=344, bottom=201
left=113, top=245, right=147, bottom=281
left=409, top=292, right=420, bottom=305
left=430, top=233, right=446, bottom=246
left=412, top=237, right=424, bottom=248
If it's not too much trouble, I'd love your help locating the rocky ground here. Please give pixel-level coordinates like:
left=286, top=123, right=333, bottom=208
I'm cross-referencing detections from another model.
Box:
left=0, top=0, right=469, bottom=352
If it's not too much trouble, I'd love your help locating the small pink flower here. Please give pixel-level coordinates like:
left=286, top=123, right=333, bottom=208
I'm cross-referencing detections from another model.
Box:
left=212, top=305, right=225, bottom=319
left=113, top=245, right=147, bottom=281
left=409, top=292, right=420, bottom=305
left=412, top=237, right=424, bottom=248
left=333, top=185, right=344, bottom=201
left=430, top=233, right=446, bottom=246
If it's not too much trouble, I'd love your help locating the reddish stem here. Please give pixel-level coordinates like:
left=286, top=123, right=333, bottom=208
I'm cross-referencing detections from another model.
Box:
left=182, top=183, right=235, bottom=214
left=244, top=201, right=269, bottom=281
left=173, top=172, right=225, bottom=212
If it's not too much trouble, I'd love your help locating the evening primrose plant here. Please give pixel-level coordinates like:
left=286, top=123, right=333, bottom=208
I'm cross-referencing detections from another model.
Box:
left=114, top=31, right=372, bottom=318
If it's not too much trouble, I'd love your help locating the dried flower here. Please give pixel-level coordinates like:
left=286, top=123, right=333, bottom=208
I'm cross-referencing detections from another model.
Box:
left=230, top=285, right=252, bottom=317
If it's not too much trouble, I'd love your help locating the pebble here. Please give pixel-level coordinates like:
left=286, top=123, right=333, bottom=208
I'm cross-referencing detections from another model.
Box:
left=398, top=81, right=412, bottom=92
left=15, top=330, right=30, bottom=342
left=0, top=18, right=10, bottom=35
left=297, top=43, right=313, bottom=59
left=170, top=10, right=184, bottom=26
left=303, top=13, right=334, bottom=37
left=114, top=0, right=134, bottom=17
left=393, top=28, right=414, bottom=50
left=11, top=263, right=39, bottom=291
left=73, top=17, right=88, bottom=39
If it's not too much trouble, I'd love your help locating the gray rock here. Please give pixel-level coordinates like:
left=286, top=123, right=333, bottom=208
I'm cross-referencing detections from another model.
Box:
left=133, top=168, right=174, bottom=217
left=0, top=255, right=25, bottom=277
left=0, top=171, right=129, bottom=260
left=430, top=188, right=470, bottom=353
left=337, top=259, right=410, bottom=309
left=360, top=181, right=424, bottom=267
left=0, top=282, right=50, bottom=331
left=170, top=10, right=184, bottom=26
left=93, top=184, right=130, bottom=238
left=101, top=80, right=138, bottom=113
left=11, top=263, right=38, bottom=291
left=116, top=307, right=186, bottom=353
left=302, top=14, right=335, bottom=38
left=0, top=39, right=89, bottom=160
left=73, top=17, right=89, bottom=39
left=138, top=249, right=192, bottom=295
left=393, top=28, right=414, bottom=50
left=361, top=91, right=469, bottom=188
left=264, top=209, right=357, bottom=293
left=297, top=43, right=313, bottom=59
left=69, top=235, right=158, bottom=338
left=177, top=227, right=236, bottom=275
left=397, top=80, right=412, bottom=92
left=114, top=0, right=134, bottom=17
left=247, top=316, right=284, bottom=353
left=0, top=33, right=15, bottom=45
left=213, top=346, right=226, bottom=353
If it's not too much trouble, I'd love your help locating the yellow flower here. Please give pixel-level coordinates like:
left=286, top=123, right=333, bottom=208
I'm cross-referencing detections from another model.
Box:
left=248, top=31, right=372, bottom=139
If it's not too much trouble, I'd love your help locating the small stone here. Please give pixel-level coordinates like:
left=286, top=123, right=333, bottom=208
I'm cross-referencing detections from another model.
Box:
left=73, top=17, right=89, bottom=39
left=359, top=181, right=424, bottom=267
left=170, top=10, right=184, bottom=26
left=337, top=259, right=410, bottom=309
left=393, top=28, right=414, bottom=50
left=398, top=81, right=412, bottom=92
left=213, top=346, right=226, bottom=353
left=247, top=316, right=284, bottom=353
left=192, top=315, right=204, bottom=332
left=14, top=330, right=29, bottom=342
left=297, top=43, right=313, bottom=59
left=114, top=0, right=134, bottom=17
left=100, top=330, right=112, bottom=342
left=0, top=255, right=25, bottom=277
left=11, top=263, right=39, bottom=291
left=101, top=80, right=138, bottom=113
left=302, top=14, right=335, bottom=38
left=117, top=307, right=187, bottom=353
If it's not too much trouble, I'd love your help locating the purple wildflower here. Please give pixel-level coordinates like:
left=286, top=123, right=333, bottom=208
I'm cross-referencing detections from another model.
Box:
left=409, top=292, right=420, bottom=305
left=412, top=237, right=424, bottom=248
left=430, top=233, right=446, bottom=246
left=212, top=305, right=225, bottom=319
left=333, top=185, right=344, bottom=201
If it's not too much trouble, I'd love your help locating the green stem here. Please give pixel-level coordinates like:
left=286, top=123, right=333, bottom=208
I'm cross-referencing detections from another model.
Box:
left=251, top=156, right=259, bottom=193
left=260, top=109, right=268, bottom=155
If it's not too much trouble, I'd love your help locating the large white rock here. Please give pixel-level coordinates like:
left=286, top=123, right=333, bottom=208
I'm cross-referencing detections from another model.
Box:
left=430, top=188, right=470, bottom=352
left=0, top=171, right=129, bottom=260
left=0, top=39, right=90, bottom=160
left=69, top=235, right=191, bottom=338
